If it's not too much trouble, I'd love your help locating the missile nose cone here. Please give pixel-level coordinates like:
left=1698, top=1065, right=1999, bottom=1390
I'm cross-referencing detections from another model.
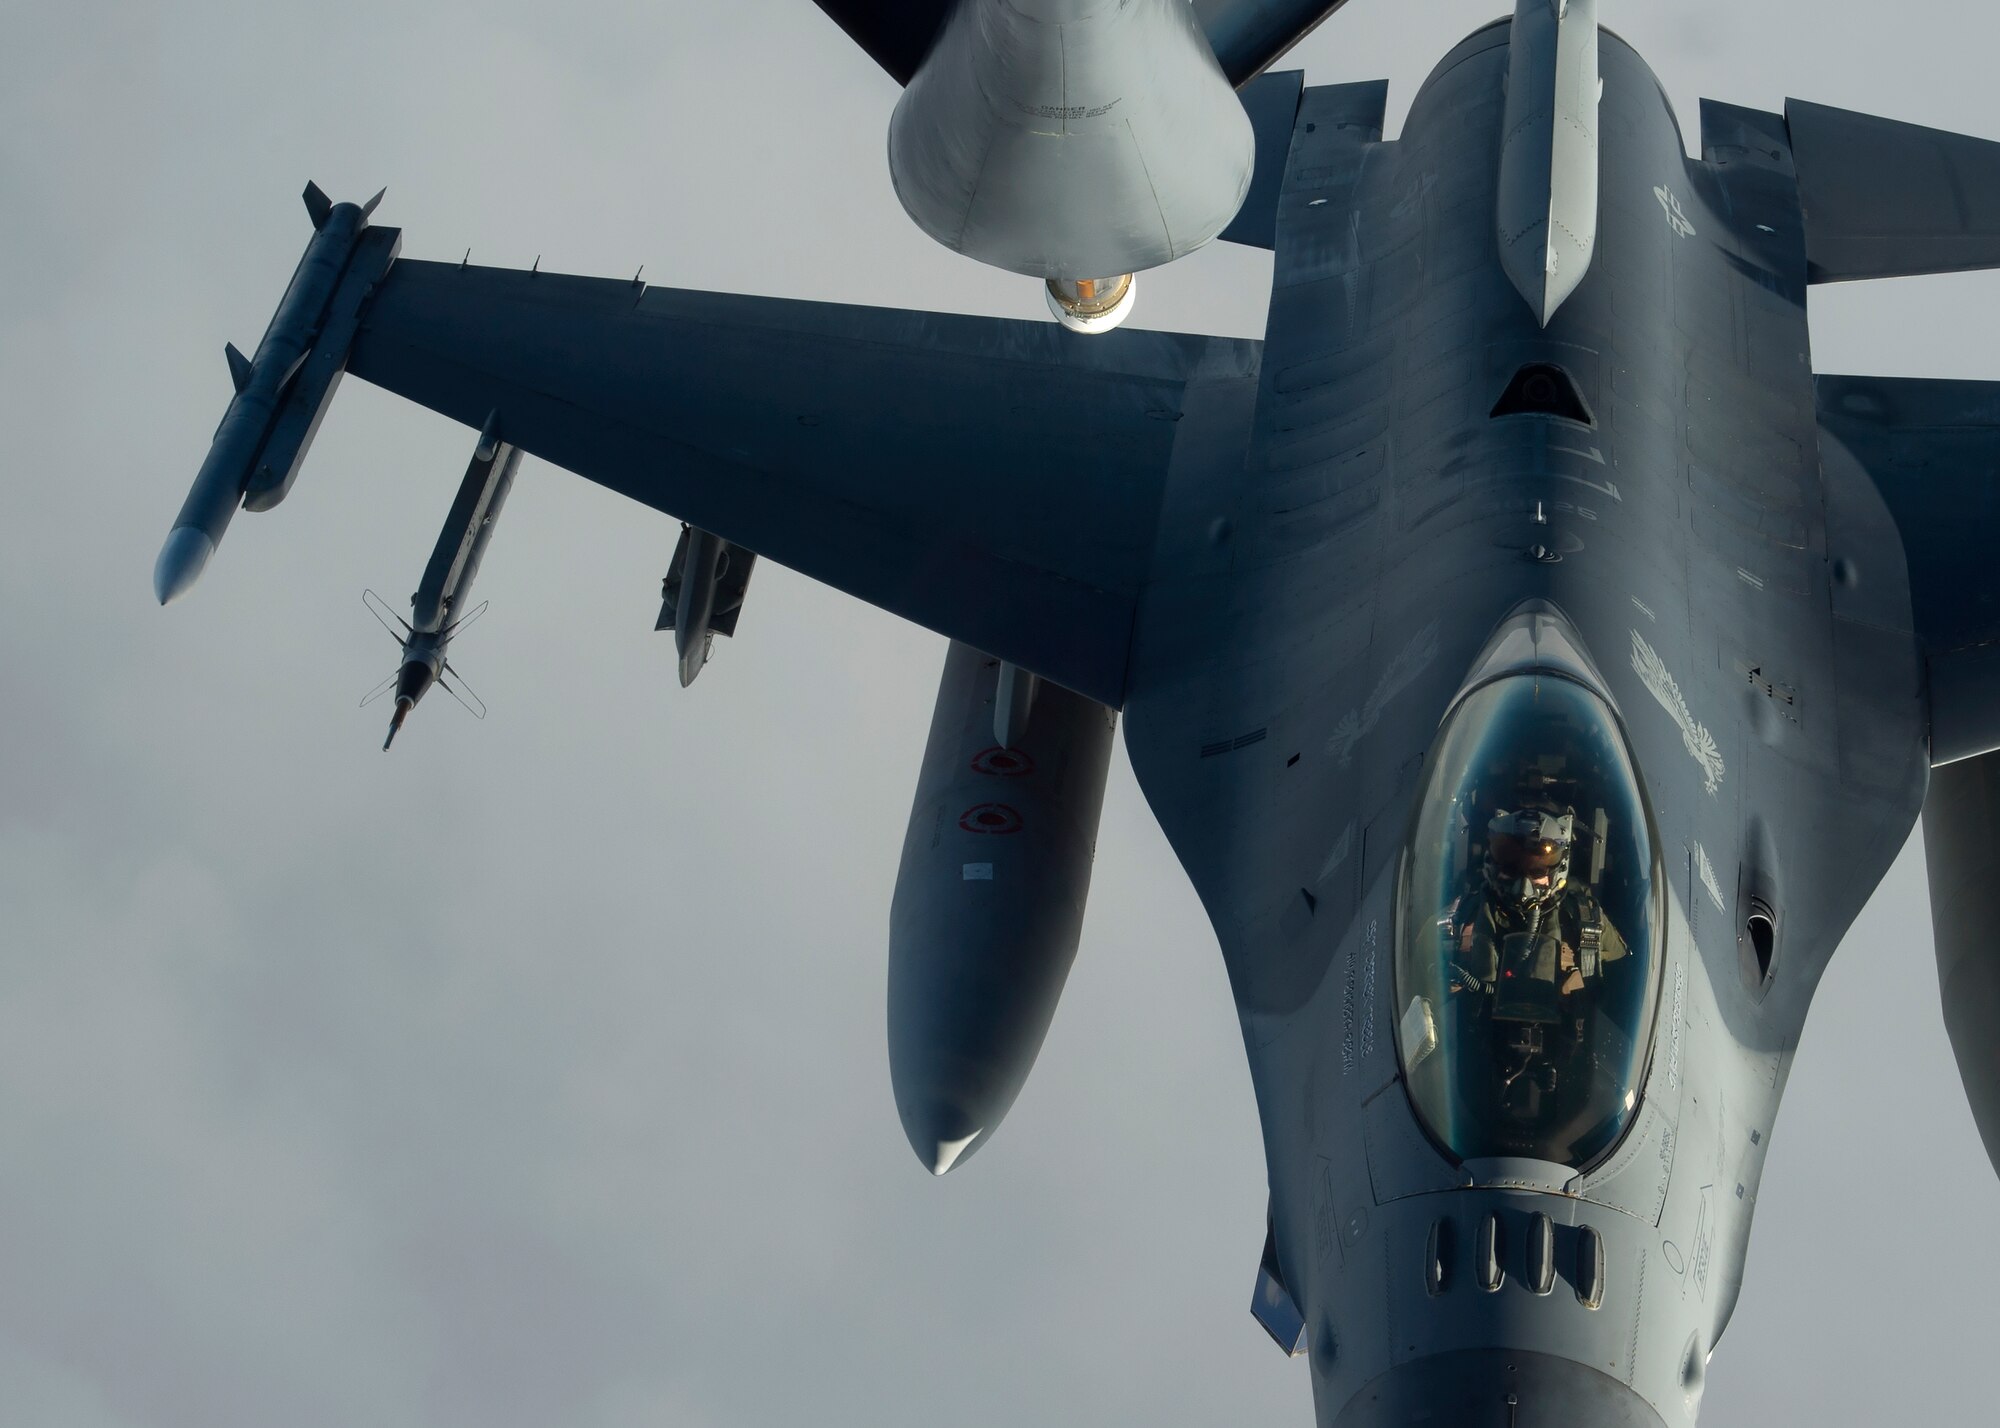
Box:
left=152, top=527, right=216, bottom=605
left=383, top=698, right=412, bottom=751
left=676, top=631, right=708, bottom=688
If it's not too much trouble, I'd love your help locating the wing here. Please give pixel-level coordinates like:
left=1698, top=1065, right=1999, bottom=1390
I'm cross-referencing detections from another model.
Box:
left=809, top=1, right=1354, bottom=87
left=1816, top=374, right=2000, bottom=765
left=344, top=261, right=1256, bottom=707
left=1787, top=99, right=2000, bottom=282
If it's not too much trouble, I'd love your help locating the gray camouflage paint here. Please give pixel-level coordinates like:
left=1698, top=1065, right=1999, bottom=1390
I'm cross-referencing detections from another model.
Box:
left=1119, top=24, right=1925, bottom=1424
left=141, top=13, right=1964, bottom=1428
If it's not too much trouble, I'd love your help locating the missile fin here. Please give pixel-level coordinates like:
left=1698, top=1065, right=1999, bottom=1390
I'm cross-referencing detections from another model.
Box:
left=302, top=180, right=333, bottom=229
left=224, top=342, right=253, bottom=393
left=439, top=663, right=487, bottom=720
left=360, top=187, right=386, bottom=219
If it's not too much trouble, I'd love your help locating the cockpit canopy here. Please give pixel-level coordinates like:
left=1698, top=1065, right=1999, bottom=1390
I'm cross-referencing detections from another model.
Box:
left=1394, top=673, right=1664, bottom=1169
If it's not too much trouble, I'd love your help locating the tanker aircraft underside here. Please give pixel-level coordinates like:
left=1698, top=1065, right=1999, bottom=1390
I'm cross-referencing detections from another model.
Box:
left=155, top=3, right=2000, bottom=1424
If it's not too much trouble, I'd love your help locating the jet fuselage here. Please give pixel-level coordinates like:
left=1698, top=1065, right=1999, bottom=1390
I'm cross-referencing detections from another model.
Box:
left=1123, top=22, right=1927, bottom=1426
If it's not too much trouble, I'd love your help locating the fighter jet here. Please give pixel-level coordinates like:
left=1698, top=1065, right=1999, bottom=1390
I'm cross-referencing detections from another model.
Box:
left=152, top=2, right=2000, bottom=1424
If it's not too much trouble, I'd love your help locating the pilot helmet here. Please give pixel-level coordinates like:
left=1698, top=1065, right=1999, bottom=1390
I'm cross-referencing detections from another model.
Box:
left=1485, top=808, right=1575, bottom=910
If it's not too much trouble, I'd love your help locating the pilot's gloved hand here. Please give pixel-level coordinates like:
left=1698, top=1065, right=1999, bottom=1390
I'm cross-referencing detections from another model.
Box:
left=1558, top=942, right=1585, bottom=995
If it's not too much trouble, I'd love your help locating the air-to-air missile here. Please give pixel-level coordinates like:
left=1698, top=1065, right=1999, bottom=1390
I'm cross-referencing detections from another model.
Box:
left=886, top=0, right=1254, bottom=332
left=153, top=183, right=398, bottom=604
left=655, top=524, right=756, bottom=687
left=364, top=420, right=519, bottom=749
left=886, top=642, right=1116, bottom=1174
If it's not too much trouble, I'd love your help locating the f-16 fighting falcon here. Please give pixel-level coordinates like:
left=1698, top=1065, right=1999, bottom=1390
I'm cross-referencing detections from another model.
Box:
left=152, top=1, right=2000, bottom=1423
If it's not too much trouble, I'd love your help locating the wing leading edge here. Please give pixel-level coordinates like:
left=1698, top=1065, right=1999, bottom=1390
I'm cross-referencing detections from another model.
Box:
left=345, top=261, right=1257, bottom=707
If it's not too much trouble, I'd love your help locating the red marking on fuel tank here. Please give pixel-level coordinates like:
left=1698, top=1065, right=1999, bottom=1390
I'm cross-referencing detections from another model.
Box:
left=959, top=803, right=1024, bottom=834
left=971, top=746, right=1035, bottom=777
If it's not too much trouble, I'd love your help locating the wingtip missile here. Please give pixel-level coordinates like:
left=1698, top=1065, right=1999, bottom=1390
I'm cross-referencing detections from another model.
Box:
left=153, top=527, right=216, bottom=605
left=159, top=185, right=394, bottom=606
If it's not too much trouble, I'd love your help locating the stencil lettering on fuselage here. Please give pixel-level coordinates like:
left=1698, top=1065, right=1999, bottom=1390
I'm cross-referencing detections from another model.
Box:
left=1316, top=822, right=1355, bottom=885
left=1694, top=842, right=1726, bottom=912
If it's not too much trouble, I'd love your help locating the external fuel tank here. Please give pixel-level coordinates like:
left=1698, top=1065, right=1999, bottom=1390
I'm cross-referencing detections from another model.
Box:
left=887, top=642, right=1116, bottom=1175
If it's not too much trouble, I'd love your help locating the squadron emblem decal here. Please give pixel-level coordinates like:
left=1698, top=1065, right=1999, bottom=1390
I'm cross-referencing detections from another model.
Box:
left=1654, top=184, right=1696, bottom=238
left=1632, top=630, right=1725, bottom=794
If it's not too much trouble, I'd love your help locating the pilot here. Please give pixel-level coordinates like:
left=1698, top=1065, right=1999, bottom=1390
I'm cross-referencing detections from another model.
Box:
left=1448, top=808, right=1627, bottom=999
left=1443, top=806, right=1629, bottom=1118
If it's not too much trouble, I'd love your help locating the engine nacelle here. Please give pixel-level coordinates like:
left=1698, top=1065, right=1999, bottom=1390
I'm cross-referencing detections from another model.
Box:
left=887, top=642, right=1116, bottom=1175
left=887, top=0, right=1254, bottom=297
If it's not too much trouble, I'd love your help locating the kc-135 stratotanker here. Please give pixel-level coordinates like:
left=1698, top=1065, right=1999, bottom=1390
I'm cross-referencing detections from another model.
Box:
left=154, top=2, right=2000, bottom=1422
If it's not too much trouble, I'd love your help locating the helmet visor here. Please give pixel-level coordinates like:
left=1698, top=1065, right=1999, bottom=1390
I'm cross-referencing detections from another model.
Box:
left=1489, top=831, right=1568, bottom=880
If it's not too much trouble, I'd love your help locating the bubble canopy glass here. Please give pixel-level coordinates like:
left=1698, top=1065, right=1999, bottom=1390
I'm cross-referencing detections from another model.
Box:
left=1394, top=672, right=1664, bottom=1168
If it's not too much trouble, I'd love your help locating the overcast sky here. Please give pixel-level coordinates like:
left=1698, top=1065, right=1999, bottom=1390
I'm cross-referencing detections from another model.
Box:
left=5, top=2, right=1999, bottom=1425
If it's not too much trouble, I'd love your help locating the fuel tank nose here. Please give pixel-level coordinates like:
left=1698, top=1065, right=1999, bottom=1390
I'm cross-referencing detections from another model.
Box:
left=1330, top=1350, right=1667, bottom=1428
left=897, top=1098, right=985, bottom=1177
